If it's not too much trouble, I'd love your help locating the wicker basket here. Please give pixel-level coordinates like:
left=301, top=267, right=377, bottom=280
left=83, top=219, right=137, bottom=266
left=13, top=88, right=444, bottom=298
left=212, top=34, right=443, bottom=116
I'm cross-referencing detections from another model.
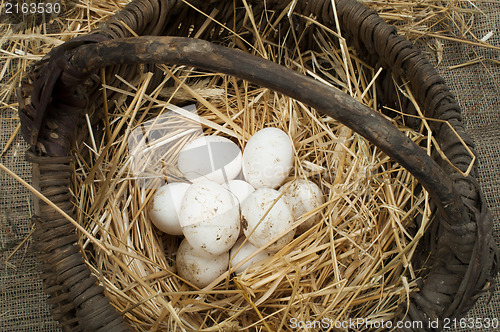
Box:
left=18, top=0, right=498, bottom=331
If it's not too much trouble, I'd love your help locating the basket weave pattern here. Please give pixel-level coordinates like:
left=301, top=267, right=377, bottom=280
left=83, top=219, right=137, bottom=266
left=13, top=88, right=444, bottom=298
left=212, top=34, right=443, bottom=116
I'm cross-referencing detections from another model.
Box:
left=17, top=0, right=498, bottom=331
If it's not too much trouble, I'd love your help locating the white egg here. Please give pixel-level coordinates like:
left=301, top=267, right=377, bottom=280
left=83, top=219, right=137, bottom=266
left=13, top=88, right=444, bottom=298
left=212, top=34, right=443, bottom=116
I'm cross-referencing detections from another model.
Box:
left=242, top=127, right=294, bottom=189
left=241, top=188, right=295, bottom=252
left=149, top=182, right=190, bottom=236
left=176, top=238, right=228, bottom=288
left=177, top=135, right=242, bottom=184
left=230, top=237, right=271, bottom=274
left=279, top=179, right=325, bottom=233
left=224, top=180, right=255, bottom=204
left=179, top=180, right=240, bottom=255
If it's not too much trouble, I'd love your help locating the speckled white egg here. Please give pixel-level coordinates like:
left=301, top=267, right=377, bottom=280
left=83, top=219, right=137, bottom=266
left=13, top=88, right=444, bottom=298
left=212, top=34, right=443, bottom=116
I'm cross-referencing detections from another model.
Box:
left=241, top=188, right=295, bottom=252
left=230, top=237, right=271, bottom=274
left=176, top=238, right=228, bottom=288
left=179, top=180, right=240, bottom=255
left=279, top=179, right=325, bottom=233
left=149, top=182, right=190, bottom=236
left=242, top=128, right=294, bottom=189
left=177, top=136, right=242, bottom=184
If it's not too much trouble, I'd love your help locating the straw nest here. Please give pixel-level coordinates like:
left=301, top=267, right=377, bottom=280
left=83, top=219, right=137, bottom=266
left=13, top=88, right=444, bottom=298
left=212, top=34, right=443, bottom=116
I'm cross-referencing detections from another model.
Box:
left=0, top=1, right=490, bottom=331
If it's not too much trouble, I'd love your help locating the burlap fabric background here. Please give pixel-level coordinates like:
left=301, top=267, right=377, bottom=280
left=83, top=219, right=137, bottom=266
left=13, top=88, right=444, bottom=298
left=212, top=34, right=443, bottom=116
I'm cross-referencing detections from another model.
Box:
left=1, top=2, right=499, bottom=331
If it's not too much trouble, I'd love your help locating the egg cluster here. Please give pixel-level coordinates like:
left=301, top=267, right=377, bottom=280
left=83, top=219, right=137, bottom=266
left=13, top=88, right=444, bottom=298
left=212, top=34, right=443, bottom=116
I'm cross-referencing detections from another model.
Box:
left=148, top=127, right=325, bottom=287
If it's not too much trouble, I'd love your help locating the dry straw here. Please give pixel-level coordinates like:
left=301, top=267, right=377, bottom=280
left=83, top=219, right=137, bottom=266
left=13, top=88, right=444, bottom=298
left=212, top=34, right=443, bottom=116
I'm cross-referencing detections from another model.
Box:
left=0, top=0, right=493, bottom=331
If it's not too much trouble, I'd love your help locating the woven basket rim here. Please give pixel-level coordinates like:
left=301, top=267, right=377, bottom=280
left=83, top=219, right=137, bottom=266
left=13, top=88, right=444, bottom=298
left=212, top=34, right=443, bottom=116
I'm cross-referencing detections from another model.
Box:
left=18, top=0, right=498, bottom=331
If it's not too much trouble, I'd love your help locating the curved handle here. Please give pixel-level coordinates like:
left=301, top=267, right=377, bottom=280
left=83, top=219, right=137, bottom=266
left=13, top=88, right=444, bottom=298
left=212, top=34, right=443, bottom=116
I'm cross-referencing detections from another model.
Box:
left=66, top=36, right=466, bottom=227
